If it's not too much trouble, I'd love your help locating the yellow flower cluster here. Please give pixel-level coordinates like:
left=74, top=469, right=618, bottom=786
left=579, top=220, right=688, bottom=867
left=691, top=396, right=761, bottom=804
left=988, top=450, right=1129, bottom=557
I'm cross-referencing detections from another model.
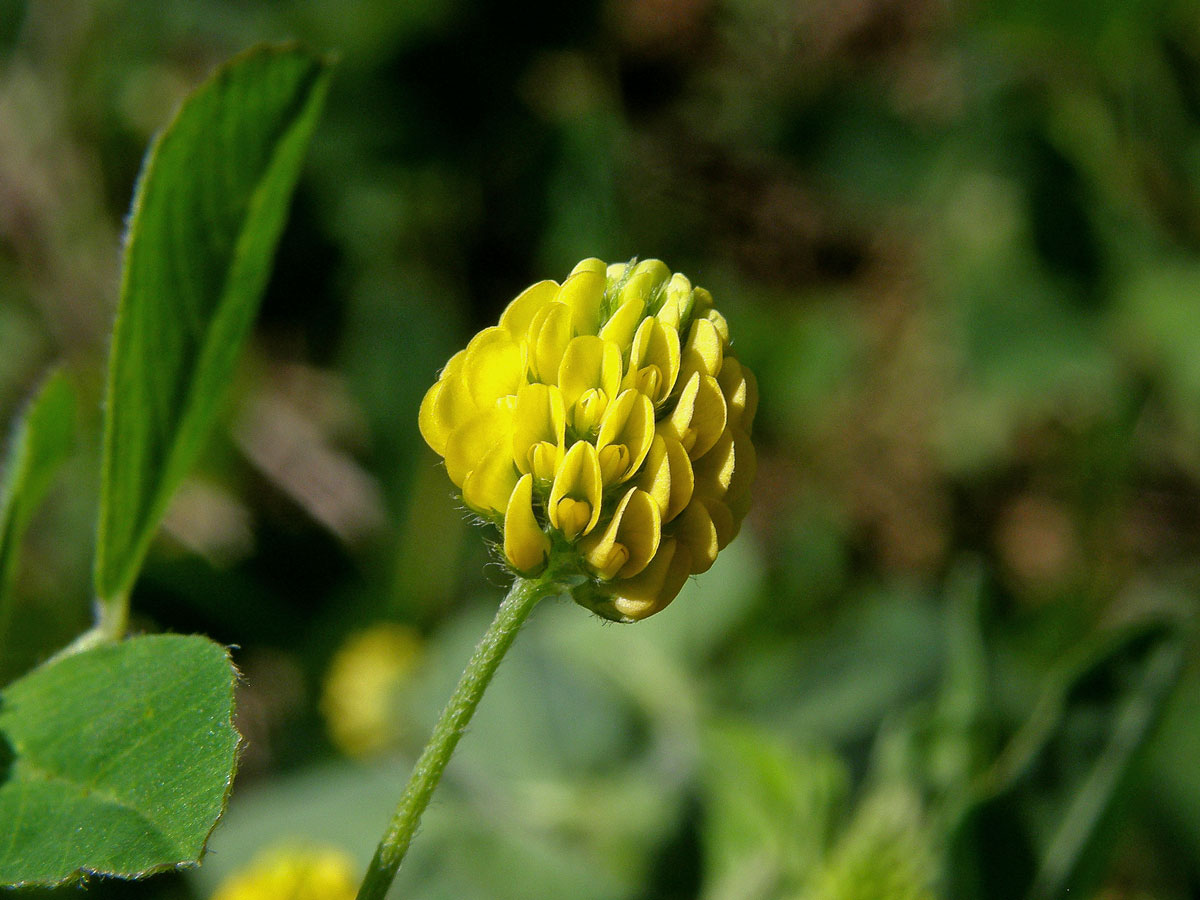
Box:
left=419, top=258, right=757, bottom=622
left=210, top=846, right=356, bottom=900
left=321, top=623, right=423, bottom=758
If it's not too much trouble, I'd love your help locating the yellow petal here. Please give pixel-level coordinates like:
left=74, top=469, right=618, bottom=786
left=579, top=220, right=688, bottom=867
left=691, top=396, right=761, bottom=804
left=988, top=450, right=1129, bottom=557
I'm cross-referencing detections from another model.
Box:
left=635, top=433, right=694, bottom=523
left=691, top=427, right=735, bottom=500
left=556, top=261, right=606, bottom=336
left=624, top=317, right=681, bottom=406
left=596, top=389, right=655, bottom=485
left=707, top=497, right=736, bottom=549
left=573, top=388, right=609, bottom=435
left=596, top=444, right=630, bottom=488
left=463, top=326, right=525, bottom=407
left=716, top=357, right=758, bottom=431
left=703, top=308, right=730, bottom=345
left=527, top=441, right=561, bottom=483
left=559, top=335, right=623, bottom=410
left=676, top=317, right=724, bottom=394
left=662, top=372, right=727, bottom=460
left=604, top=537, right=692, bottom=622
left=555, top=497, right=593, bottom=542
left=571, top=257, right=608, bottom=276
left=418, top=379, right=447, bottom=454
left=598, top=296, right=645, bottom=350
left=724, top=426, right=756, bottom=522
left=618, top=259, right=670, bottom=308
left=499, top=279, right=559, bottom=337
left=504, top=474, right=551, bottom=574
left=741, top=366, right=758, bottom=431
left=526, top=301, right=573, bottom=383
left=579, top=487, right=661, bottom=580
left=444, top=402, right=515, bottom=487
left=512, top=383, right=566, bottom=478
left=462, top=445, right=520, bottom=516
left=418, top=351, right=470, bottom=456
left=548, top=440, right=603, bottom=541
left=656, top=273, right=690, bottom=331
left=418, top=380, right=454, bottom=457
left=624, top=367, right=661, bottom=406
left=671, top=499, right=721, bottom=574
left=606, top=261, right=630, bottom=283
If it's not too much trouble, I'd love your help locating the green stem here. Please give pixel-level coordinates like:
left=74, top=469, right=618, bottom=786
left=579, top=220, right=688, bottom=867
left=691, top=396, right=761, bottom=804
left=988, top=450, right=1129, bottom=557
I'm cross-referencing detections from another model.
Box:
left=95, top=592, right=130, bottom=642
left=47, top=593, right=129, bottom=662
left=355, top=573, right=560, bottom=900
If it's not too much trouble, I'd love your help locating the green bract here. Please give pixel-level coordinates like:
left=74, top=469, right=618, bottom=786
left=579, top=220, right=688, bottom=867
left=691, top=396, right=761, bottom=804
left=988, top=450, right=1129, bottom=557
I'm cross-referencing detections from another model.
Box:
left=419, top=258, right=757, bottom=621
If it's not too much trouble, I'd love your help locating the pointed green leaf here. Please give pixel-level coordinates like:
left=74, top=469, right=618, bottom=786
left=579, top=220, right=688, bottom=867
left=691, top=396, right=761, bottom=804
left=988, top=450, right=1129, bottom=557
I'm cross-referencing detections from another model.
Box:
left=0, top=634, right=240, bottom=887
left=95, top=44, right=333, bottom=604
left=0, top=372, right=74, bottom=661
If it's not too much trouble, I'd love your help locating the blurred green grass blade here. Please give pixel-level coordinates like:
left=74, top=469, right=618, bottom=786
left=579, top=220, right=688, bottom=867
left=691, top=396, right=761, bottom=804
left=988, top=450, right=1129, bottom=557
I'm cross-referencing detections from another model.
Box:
left=869, top=561, right=989, bottom=828
left=949, top=620, right=1185, bottom=900
left=94, top=44, right=333, bottom=605
left=0, top=634, right=240, bottom=886
left=0, top=371, right=74, bottom=651
left=989, top=621, right=1181, bottom=798
left=1028, top=625, right=1185, bottom=900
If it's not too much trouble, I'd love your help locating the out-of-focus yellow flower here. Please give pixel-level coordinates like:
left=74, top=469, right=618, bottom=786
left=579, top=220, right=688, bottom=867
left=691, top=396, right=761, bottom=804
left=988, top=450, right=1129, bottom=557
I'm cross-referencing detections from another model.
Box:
left=419, top=259, right=757, bottom=622
left=210, top=845, right=356, bottom=900
left=320, top=624, right=422, bottom=758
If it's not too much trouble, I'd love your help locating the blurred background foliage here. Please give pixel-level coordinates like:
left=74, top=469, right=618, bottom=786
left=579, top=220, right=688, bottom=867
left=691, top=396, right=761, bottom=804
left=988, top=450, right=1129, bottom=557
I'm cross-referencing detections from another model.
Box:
left=3, top=0, right=1200, bottom=897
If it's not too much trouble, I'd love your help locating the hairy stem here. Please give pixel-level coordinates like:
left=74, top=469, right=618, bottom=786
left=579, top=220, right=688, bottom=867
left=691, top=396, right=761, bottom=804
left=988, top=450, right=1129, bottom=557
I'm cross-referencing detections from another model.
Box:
left=355, top=574, right=559, bottom=900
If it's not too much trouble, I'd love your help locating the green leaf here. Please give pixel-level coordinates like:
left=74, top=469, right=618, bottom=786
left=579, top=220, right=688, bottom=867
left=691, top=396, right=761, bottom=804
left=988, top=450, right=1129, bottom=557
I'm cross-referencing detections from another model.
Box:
left=699, top=721, right=849, bottom=900
left=94, top=44, right=333, bottom=606
left=0, top=634, right=240, bottom=887
left=0, top=372, right=74, bottom=659
left=807, top=787, right=937, bottom=900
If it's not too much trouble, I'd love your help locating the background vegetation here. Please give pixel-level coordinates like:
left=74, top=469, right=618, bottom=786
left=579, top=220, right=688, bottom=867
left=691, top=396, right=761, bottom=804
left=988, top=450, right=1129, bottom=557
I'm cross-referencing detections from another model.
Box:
left=3, top=0, right=1200, bottom=897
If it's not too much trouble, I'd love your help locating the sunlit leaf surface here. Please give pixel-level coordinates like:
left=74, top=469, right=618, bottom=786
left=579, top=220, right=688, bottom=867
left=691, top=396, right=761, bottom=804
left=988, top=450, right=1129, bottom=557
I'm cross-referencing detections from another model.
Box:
left=0, top=634, right=240, bottom=886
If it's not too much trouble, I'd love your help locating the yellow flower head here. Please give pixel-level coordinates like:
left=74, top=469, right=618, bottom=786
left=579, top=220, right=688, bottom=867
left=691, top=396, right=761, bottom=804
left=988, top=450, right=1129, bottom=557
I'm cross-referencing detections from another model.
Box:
left=419, top=259, right=757, bottom=622
left=320, top=623, right=423, bottom=758
left=210, top=845, right=356, bottom=900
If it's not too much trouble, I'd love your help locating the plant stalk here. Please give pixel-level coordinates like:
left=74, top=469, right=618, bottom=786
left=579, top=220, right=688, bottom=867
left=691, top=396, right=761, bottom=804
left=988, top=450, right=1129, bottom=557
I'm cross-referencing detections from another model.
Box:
left=96, top=592, right=129, bottom=642
left=355, top=574, right=558, bottom=900
left=47, top=593, right=129, bottom=662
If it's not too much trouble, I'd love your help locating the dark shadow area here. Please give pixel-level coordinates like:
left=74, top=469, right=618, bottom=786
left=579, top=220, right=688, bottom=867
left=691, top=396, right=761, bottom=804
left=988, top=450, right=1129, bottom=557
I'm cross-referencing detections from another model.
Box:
left=0, top=720, right=12, bottom=788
